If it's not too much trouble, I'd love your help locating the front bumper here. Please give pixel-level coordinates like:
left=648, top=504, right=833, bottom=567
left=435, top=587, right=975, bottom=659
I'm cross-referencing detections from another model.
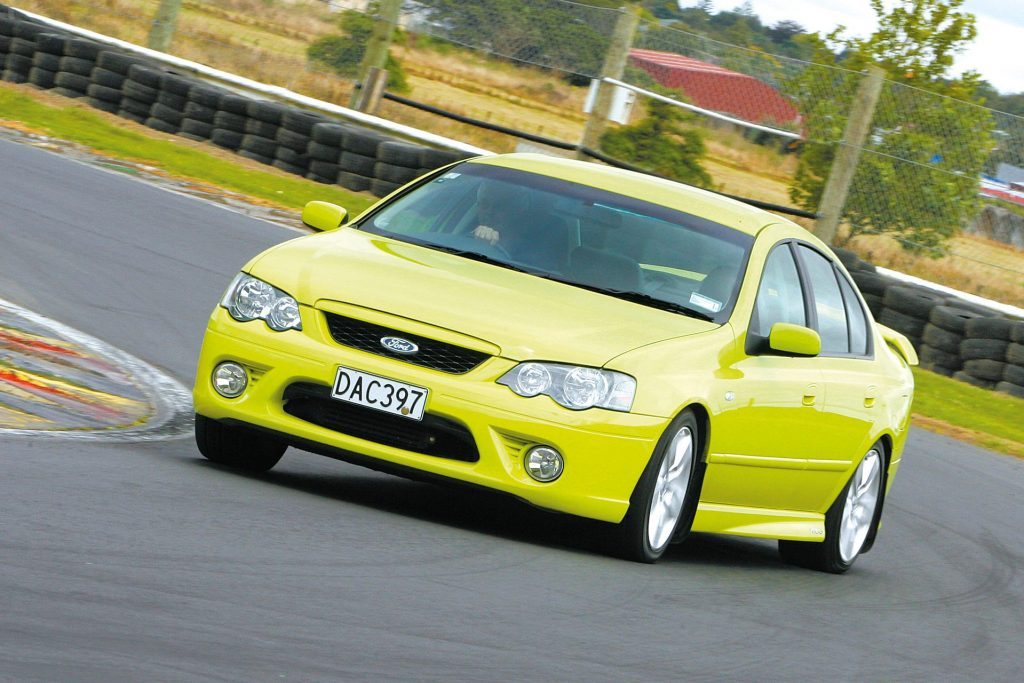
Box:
left=192, top=306, right=668, bottom=523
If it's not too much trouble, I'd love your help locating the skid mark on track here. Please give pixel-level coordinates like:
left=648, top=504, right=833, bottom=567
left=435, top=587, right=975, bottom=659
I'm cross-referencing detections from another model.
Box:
left=0, top=297, right=192, bottom=441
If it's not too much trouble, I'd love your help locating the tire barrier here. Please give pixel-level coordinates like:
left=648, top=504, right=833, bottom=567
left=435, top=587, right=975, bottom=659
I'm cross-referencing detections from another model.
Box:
left=0, top=7, right=471, bottom=198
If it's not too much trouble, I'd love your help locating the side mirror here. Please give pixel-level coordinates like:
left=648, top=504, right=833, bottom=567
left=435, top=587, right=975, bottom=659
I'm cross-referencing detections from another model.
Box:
left=768, top=322, right=821, bottom=357
left=301, top=201, right=348, bottom=231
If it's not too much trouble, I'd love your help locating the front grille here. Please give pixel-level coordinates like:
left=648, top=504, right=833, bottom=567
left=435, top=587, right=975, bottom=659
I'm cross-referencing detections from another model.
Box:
left=282, top=383, right=479, bottom=462
left=322, top=312, right=489, bottom=374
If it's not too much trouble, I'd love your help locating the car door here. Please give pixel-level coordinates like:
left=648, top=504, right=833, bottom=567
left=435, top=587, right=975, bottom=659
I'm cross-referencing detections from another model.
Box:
left=704, top=241, right=832, bottom=512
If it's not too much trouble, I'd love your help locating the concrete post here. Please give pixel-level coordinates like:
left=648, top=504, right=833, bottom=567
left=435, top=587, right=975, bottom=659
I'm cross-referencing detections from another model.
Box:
left=147, top=0, right=182, bottom=53
left=815, top=65, right=886, bottom=245
left=349, top=0, right=402, bottom=111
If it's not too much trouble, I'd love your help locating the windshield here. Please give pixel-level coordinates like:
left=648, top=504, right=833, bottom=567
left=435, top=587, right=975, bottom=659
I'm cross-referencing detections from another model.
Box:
left=359, top=162, right=754, bottom=322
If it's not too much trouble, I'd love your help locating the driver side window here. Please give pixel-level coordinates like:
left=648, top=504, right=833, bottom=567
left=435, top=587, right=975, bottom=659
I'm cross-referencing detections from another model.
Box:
left=753, top=244, right=806, bottom=338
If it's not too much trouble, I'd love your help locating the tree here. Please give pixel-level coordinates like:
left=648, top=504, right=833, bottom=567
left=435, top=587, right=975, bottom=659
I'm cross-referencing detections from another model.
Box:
left=599, top=100, right=713, bottom=188
left=785, top=0, right=995, bottom=253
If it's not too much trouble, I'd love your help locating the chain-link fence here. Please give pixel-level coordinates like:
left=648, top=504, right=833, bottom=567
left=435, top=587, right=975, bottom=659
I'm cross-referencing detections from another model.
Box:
left=9, top=0, right=1024, bottom=305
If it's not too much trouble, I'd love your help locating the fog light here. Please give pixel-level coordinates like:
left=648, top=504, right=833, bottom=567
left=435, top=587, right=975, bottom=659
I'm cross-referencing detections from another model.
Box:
left=525, top=446, right=563, bottom=482
left=213, top=362, right=248, bottom=398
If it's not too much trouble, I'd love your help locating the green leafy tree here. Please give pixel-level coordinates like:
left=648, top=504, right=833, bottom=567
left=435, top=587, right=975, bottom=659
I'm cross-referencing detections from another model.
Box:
left=306, top=8, right=409, bottom=93
left=599, top=100, right=713, bottom=187
left=786, top=0, right=995, bottom=252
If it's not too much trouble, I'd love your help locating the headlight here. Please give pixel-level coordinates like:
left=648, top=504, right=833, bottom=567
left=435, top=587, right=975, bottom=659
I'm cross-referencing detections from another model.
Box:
left=220, top=273, right=302, bottom=331
left=498, top=362, right=635, bottom=412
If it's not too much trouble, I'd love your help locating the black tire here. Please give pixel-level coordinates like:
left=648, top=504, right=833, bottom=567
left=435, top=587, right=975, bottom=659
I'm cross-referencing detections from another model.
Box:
left=271, top=160, right=306, bottom=176
left=370, top=179, right=400, bottom=197
left=117, top=109, right=147, bottom=124
left=953, top=371, right=996, bottom=389
left=944, top=297, right=997, bottom=316
left=377, top=140, right=422, bottom=167
left=9, top=37, right=35, bottom=57
left=86, top=83, right=121, bottom=103
left=97, top=50, right=146, bottom=75
left=178, top=132, right=207, bottom=142
left=274, top=146, right=309, bottom=167
left=339, top=151, right=376, bottom=176
left=309, top=160, right=339, bottom=179
left=779, top=444, right=886, bottom=574
left=3, top=53, right=30, bottom=73
left=247, top=100, right=286, bottom=124
left=1, top=69, right=28, bottom=83
left=878, top=308, right=927, bottom=338
left=31, top=51, right=61, bottom=71
left=1006, top=343, right=1024, bottom=366
left=305, top=172, right=337, bottom=185
left=918, top=345, right=960, bottom=370
left=923, top=364, right=955, bottom=378
left=27, top=67, right=56, bottom=88
left=0, top=35, right=9, bottom=55
left=959, top=338, right=1009, bottom=362
left=213, top=110, right=247, bottom=133
left=65, top=38, right=101, bottom=60
left=374, top=161, right=421, bottom=185
left=1011, top=322, right=1024, bottom=344
left=609, top=410, right=706, bottom=563
left=308, top=140, right=341, bottom=163
left=149, top=102, right=184, bottom=125
left=188, top=85, right=224, bottom=108
left=921, top=323, right=963, bottom=354
left=118, top=97, right=152, bottom=117
left=122, top=79, right=157, bottom=103
left=861, top=293, right=883, bottom=318
left=420, top=147, right=463, bottom=169
left=244, top=118, right=278, bottom=138
left=144, top=117, right=178, bottom=134
left=275, top=127, right=310, bottom=152
left=962, top=359, right=1007, bottom=382
left=342, top=128, right=386, bottom=157
left=964, top=316, right=1014, bottom=341
left=52, top=86, right=86, bottom=98
left=34, top=33, right=68, bottom=55
left=210, top=128, right=244, bottom=150
left=1004, top=362, right=1024, bottom=385
left=0, top=16, right=15, bottom=36
left=127, top=63, right=162, bottom=88
left=90, top=67, right=125, bottom=89
left=312, top=122, right=347, bottom=146
left=88, top=97, right=120, bottom=114
left=995, top=381, right=1024, bottom=399
left=54, top=71, right=89, bottom=92
left=850, top=271, right=896, bottom=297
left=219, top=94, right=250, bottom=116
left=281, top=109, right=323, bottom=135
left=194, top=414, right=286, bottom=472
left=237, top=149, right=274, bottom=165
left=929, top=305, right=983, bottom=334
left=156, top=90, right=187, bottom=110
left=240, top=134, right=277, bottom=158
left=337, top=171, right=372, bottom=192
left=57, top=55, right=94, bottom=76
left=180, top=118, right=214, bottom=139
left=183, top=100, right=216, bottom=123
left=883, top=285, right=945, bottom=319
left=160, top=73, right=192, bottom=96
left=830, top=246, right=863, bottom=272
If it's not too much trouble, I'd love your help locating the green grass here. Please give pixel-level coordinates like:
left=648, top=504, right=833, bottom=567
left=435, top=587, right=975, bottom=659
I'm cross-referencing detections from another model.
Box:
left=911, top=367, right=1024, bottom=457
left=0, top=84, right=374, bottom=215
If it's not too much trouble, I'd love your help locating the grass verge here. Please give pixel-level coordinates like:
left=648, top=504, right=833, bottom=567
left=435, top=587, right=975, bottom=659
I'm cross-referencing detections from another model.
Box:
left=0, top=83, right=375, bottom=215
left=911, top=368, right=1024, bottom=458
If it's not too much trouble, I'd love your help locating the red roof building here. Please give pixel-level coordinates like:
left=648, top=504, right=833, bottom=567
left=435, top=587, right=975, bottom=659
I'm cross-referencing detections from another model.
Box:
left=628, top=49, right=800, bottom=128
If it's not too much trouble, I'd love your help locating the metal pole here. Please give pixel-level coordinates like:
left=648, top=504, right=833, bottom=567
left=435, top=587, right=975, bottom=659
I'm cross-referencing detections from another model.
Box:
left=349, top=0, right=402, bottom=111
left=815, top=65, right=885, bottom=245
left=577, top=5, right=641, bottom=160
left=147, top=0, right=182, bottom=53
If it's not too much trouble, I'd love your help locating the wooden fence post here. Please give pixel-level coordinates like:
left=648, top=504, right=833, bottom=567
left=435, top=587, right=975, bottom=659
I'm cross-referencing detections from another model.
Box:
left=147, top=0, right=182, bottom=53
left=349, top=0, right=402, bottom=112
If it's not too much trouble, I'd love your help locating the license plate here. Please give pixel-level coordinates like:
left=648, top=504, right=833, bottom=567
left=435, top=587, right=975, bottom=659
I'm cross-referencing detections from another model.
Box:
left=331, top=366, right=428, bottom=421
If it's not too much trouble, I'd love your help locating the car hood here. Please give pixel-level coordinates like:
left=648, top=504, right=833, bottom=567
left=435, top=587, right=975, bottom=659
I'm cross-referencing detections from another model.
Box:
left=249, top=229, right=716, bottom=366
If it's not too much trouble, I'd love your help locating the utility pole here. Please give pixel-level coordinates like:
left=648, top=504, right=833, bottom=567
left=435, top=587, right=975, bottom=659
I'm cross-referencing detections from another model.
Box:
left=349, top=0, right=402, bottom=113
left=577, top=5, right=641, bottom=160
left=147, top=0, right=182, bottom=53
left=815, top=65, right=886, bottom=245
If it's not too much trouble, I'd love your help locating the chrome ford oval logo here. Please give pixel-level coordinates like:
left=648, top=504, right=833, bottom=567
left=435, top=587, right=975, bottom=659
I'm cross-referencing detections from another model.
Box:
left=380, top=336, right=419, bottom=355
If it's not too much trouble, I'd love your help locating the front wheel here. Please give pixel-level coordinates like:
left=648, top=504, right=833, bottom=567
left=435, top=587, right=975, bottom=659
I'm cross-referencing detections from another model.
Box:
left=195, top=414, right=286, bottom=473
left=611, top=410, right=706, bottom=563
left=779, top=445, right=885, bottom=574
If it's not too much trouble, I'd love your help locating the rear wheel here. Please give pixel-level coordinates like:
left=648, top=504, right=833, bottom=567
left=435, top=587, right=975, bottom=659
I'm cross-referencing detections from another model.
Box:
left=779, top=445, right=884, bottom=573
left=612, top=410, right=706, bottom=563
left=194, top=414, right=286, bottom=473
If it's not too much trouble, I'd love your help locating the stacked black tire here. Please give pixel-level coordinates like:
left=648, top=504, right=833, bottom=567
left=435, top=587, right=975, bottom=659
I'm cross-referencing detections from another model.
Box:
left=0, top=7, right=471, bottom=198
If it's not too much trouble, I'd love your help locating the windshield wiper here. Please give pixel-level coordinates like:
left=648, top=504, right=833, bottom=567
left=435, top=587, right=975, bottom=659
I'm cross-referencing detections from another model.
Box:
left=539, top=278, right=716, bottom=321
left=409, top=240, right=539, bottom=275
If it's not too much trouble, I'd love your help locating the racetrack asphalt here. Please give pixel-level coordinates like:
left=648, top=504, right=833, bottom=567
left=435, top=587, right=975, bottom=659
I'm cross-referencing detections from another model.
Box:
left=1, top=138, right=1023, bottom=682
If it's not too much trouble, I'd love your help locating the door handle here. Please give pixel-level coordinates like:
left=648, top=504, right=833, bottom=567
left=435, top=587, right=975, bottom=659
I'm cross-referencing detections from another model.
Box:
left=864, top=385, right=878, bottom=408
left=802, top=383, right=818, bottom=407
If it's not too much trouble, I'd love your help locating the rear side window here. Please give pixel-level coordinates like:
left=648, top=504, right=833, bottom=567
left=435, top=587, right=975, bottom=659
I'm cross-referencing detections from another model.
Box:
left=798, top=245, right=849, bottom=355
left=838, top=272, right=869, bottom=356
left=753, top=244, right=805, bottom=337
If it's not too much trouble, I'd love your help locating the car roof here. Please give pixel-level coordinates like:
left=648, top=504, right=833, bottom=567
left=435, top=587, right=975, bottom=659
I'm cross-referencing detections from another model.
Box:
left=467, top=153, right=790, bottom=238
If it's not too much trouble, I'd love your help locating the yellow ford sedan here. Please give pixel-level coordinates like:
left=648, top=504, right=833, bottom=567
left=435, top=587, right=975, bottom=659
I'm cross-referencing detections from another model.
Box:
left=193, top=154, right=916, bottom=571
